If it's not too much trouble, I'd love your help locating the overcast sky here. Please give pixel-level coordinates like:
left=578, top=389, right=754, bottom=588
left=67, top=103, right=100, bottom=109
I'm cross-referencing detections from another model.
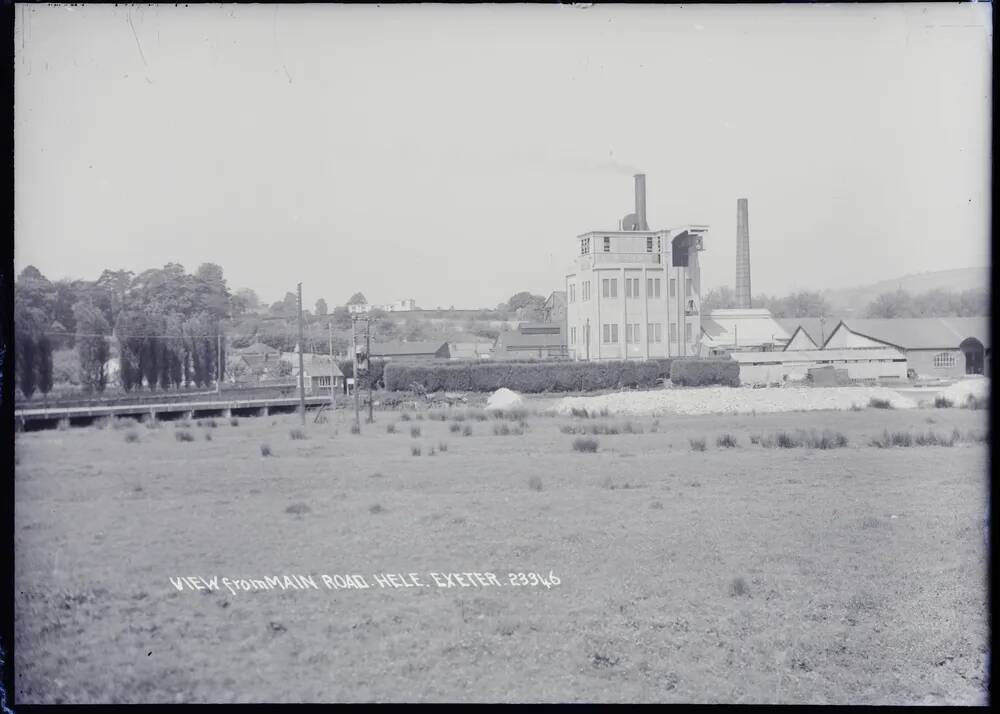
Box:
left=14, top=3, right=992, bottom=309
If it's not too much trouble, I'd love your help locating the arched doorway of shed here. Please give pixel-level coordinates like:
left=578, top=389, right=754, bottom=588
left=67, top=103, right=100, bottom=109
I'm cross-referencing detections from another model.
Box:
left=960, top=337, right=985, bottom=375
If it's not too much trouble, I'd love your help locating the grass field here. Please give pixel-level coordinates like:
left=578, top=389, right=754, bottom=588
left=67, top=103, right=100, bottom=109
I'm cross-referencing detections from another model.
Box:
left=14, top=402, right=990, bottom=703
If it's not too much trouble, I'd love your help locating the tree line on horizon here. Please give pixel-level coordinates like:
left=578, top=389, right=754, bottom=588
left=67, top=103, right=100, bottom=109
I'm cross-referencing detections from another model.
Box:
left=12, top=262, right=553, bottom=398
left=700, top=285, right=988, bottom=319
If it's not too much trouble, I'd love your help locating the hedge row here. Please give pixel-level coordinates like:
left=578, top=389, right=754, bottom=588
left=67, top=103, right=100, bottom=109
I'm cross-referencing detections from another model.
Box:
left=338, top=359, right=387, bottom=388
left=383, top=359, right=674, bottom=393
left=668, top=358, right=740, bottom=387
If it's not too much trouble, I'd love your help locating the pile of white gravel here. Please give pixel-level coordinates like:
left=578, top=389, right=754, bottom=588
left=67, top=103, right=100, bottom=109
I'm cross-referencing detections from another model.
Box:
left=486, top=387, right=524, bottom=410
left=552, top=386, right=918, bottom=417
left=935, top=377, right=989, bottom=404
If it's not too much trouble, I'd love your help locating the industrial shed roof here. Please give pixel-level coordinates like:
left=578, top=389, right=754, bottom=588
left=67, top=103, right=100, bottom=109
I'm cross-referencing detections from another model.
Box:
left=775, top=318, right=841, bottom=346
left=824, top=318, right=990, bottom=350
left=701, top=309, right=792, bottom=348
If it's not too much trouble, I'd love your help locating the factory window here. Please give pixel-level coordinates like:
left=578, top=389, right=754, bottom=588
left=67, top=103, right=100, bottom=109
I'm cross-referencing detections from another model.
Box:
left=685, top=323, right=692, bottom=342
left=669, top=323, right=677, bottom=342
left=657, top=237, right=661, bottom=252
left=646, top=323, right=662, bottom=344
left=654, top=279, right=661, bottom=297
left=669, top=279, right=676, bottom=297
left=570, top=327, right=577, bottom=345
left=626, top=277, right=640, bottom=298
left=581, top=238, right=590, bottom=255
left=602, top=323, right=619, bottom=344
left=646, top=278, right=653, bottom=297
left=603, top=278, right=617, bottom=298
left=568, top=284, right=575, bottom=303
left=583, top=281, right=590, bottom=300
left=686, top=278, right=692, bottom=297
left=604, top=236, right=611, bottom=252
left=933, top=352, right=957, bottom=369
left=655, top=323, right=663, bottom=343
left=626, top=323, right=640, bottom=343
left=646, top=237, right=653, bottom=253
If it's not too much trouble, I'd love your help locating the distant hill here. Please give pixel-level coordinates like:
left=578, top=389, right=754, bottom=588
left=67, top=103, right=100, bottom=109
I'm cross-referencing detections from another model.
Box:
left=822, top=267, right=989, bottom=315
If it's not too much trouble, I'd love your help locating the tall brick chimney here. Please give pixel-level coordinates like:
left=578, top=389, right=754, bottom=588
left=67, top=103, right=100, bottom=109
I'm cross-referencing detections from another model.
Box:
left=735, top=198, right=751, bottom=309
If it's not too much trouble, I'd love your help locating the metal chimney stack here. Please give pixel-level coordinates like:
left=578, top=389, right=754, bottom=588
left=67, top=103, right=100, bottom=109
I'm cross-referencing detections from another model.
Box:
left=735, top=198, right=752, bottom=309
left=634, top=174, right=648, bottom=231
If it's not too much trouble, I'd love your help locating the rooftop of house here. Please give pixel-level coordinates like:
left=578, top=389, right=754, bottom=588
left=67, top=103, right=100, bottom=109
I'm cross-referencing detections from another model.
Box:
left=237, top=341, right=279, bottom=355
left=369, top=341, right=450, bottom=357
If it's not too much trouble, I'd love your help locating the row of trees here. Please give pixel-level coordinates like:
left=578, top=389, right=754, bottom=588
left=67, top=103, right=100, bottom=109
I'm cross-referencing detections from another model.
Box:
left=863, top=288, right=988, bottom=319
left=700, top=286, right=834, bottom=318
left=700, top=285, right=989, bottom=319
left=14, top=263, right=231, bottom=398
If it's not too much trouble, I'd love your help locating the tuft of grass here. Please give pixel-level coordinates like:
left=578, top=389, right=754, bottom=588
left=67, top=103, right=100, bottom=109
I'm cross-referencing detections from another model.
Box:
left=428, top=411, right=448, bottom=421
left=144, top=418, right=160, bottom=430
left=528, top=475, right=543, bottom=492
left=689, top=437, right=707, bottom=452
left=124, top=430, right=140, bottom=443
left=400, top=412, right=412, bottom=421
left=174, top=430, right=195, bottom=442
left=229, top=417, right=239, bottom=427
left=260, top=442, right=273, bottom=457
left=410, top=425, right=421, bottom=438
left=860, top=516, right=883, bottom=529
left=849, top=403, right=864, bottom=412
left=289, top=427, right=307, bottom=440
left=438, top=441, right=448, bottom=452
left=807, top=430, right=849, bottom=449
left=416, top=414, right=425, bottom=421
left=428, top=446, right=437, bottom=456
left=728, top=576, right=750, bottom=597
left=869, top=430, right=912, bottom=448
left=868, top=397, right=893, bottom=409
left=914, top=431, right=955, bottom=447
left=650, top=500, right=664, bottom=510
left=411, top=445, right=422, bottom=456
left=175, top=420, right=192, bottom=429
left=206, top=418, right=218, bottom=428
left=204, top=431, right=213, bottom=441
left=716, top=433, right=738, bottom=448
left=462, top=424, right=473, bottom=437
left=285, top=502, right=310, bottom=515
left=934, top=396, right=954, bottom=408
left=570, top=407, right=590, bottom=418
left=350, top=422, right=361, bottom=435
left=963, top=394, right=988, bottom=410
left=749, top=434, right=761, bottom=445
left=112, top=417, right=138, bottom=430
left=449, top=422, right=461, bottom=433
left=57, top=419, right=70, bottom=431
left=386, top=423, right=397, bottom=434
left=450, top=413, right=467, bottom=422
left=493, top=422, right=511, bottom=436
left=573, top=436, right=599, bottom=453
left=195, top=419, right=204, bottom=427
left=369, top=503, right=385, bottom=514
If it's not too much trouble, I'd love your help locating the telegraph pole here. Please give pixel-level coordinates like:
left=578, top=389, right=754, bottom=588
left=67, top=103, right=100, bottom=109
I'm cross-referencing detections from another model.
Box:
left=328, top=321, right=336, bottom=414
left=216, top=332, right=222, bottom=394
left=366, top=318, right=374, bottom=423
left=297, top=283, right=306, bottom=425
left=351, top=315, right=361, bottom=432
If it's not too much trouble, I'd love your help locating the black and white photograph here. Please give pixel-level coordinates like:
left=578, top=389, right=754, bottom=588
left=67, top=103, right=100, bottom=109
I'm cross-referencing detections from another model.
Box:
left=7, top=1, right=992, bottom=704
